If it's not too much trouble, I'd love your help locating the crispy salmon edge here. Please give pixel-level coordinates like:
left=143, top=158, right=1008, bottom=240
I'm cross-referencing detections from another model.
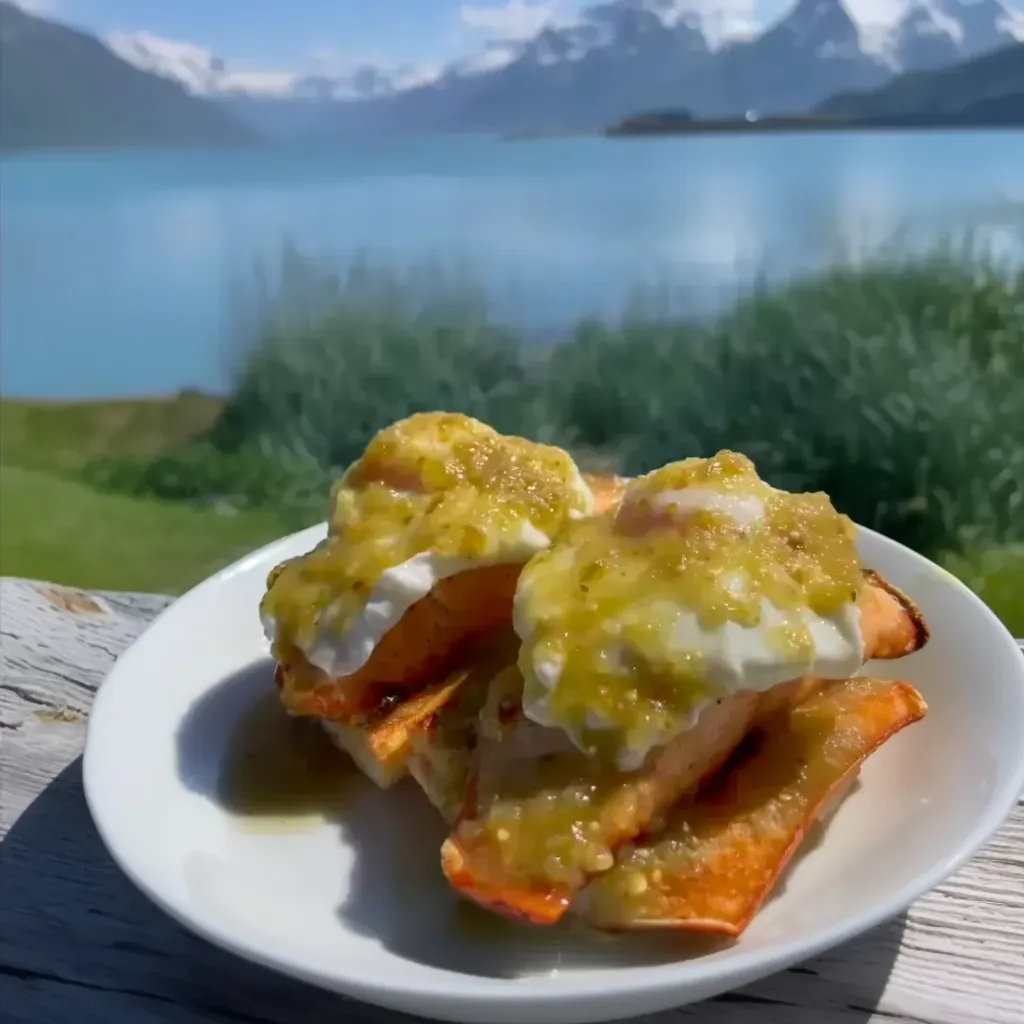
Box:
left=439, top=688, right=763, bottom=926
left=862, top=568, right=930, bottom=654
left=583, top=679, right=929, bottom=937
left=441, top=839, right=575, bottom=925
left=319, top=674, right=467, bottom=789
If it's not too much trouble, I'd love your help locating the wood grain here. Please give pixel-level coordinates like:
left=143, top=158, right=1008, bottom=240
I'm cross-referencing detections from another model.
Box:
left=1, top=576, right=1022, bottom=1024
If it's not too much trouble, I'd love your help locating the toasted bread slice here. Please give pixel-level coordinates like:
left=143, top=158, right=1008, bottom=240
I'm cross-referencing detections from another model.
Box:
left=859, top=569, right=929, bottom=658
left=406, top=630, right=520, bottom=821
left=440, top=572, right=930, bottom=925
left=581, top=676, right=927, bottom=935
left=298, top=627, right=518, bottom=791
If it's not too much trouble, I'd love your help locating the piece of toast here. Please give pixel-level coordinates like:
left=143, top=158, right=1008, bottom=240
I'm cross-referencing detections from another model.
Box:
left=319, top=673, right=470, bottom=789
left=406, top=636, right=520, bottom=821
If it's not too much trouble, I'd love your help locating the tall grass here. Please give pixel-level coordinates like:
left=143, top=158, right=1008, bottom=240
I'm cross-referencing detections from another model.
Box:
left=552, top=246, right=1024, bottom=555
left=87, top=244, right=1024, bottom=563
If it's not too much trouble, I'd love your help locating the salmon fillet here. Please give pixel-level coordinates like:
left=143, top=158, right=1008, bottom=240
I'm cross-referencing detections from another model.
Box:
left=440, top=573, right=929, bottom=924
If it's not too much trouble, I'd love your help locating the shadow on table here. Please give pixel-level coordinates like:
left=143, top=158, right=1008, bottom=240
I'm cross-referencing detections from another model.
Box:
left=0, top=661, right=908, bottom=1024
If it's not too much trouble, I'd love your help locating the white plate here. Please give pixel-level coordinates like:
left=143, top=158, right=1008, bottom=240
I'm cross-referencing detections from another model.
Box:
left=84, top=523, right=1024, bottom=1024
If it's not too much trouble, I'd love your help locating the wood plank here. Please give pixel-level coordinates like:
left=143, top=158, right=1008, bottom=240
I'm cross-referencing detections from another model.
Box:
left=1, top=576, right=1022, bottom=1024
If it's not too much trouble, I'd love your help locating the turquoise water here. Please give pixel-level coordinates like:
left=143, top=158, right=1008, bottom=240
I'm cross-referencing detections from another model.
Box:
left=2, top=132, right=1023, bottom=399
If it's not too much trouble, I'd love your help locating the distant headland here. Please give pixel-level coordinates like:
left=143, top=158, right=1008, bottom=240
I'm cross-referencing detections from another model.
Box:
left=603, top=100, right=1024, bottom=138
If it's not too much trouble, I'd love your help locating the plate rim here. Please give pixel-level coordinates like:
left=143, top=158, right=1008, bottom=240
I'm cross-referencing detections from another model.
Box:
left=82, top=522, right=1024, bottom=1018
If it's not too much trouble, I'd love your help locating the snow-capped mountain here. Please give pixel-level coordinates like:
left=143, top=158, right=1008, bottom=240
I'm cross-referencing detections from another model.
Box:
left=430, top=0, right=713, bottom=90
left=106, top=30, right=440, bottom=102
left=594, top=0, right=759, bottom=51
left=0, top=1, right=254, bottom=151
left=80, top=0, right=1024, bottom=136
left=7, top=0, right=1018, bottom=150
left=106, top=31, right=228, bottom=95
left=317, top=0, right=1022, bottom=131
left=773, top=0, right=865, bottom=59
left=877, top=0, right=1024, bottom=70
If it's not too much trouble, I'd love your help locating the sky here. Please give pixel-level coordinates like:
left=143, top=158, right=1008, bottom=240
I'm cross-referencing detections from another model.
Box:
left=16, top=0, right=1023, bottom=74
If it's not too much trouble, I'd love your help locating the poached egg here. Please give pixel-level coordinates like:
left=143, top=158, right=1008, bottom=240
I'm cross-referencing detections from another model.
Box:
left=261, top=413, right=594, bottom=710
left=513, top=451, right=866, bottom=770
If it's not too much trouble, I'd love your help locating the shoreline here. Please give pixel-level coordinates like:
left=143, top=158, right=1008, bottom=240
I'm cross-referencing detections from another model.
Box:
left=4, top=121, right=1022, bottom=157
left=0, top=389, right=226, bottom=406
left=603, top=115, right=1024, bottom=139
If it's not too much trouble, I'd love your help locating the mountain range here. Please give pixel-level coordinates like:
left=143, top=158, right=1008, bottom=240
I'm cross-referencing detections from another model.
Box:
left=109, top=0, right=1024, bottom=135
left=817, top=34, right=1024, bottom=119
left=2, top=0, right=1023, bottom=149
left=607, top=39, right=1024, bottom=130
left=0, top=1, right=252, bottom=151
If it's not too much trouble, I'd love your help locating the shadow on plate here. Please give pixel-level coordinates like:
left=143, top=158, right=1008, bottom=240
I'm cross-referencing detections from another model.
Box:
left=176, top=656, right=357, bottom=825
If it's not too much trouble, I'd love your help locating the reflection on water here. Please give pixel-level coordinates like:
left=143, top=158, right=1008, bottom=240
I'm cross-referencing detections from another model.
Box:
left=2, top=131, right=1023, bottom=398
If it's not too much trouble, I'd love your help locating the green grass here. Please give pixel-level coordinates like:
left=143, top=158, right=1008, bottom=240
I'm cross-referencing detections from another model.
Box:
left=0, top=392, right=283, bottom=595
left=0, top=391, right=223, bottom=472
left=124, top=247, right=1020, bottom=557
left=0, top=465, right=285, bottom=595
left=942, top=546, right=1024, bottom=639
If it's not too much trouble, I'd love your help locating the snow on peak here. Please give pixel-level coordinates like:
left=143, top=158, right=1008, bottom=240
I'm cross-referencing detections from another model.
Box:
left=599, top=0, right=761, bottom=50
left=98, top=0, right=1024, bottom=108
left=453, top=0, right=757, bottom=67
left=106, top=30, right=235, bottom=95
left=1001, top=5, right=1024, bottom=38
left=906, top=0, right=966, bottom=43
left=841, top=0, right=1020, bottom=68
left=105, top=30, right=441, bottom=101
left=449, top=39, right=525, bottom=77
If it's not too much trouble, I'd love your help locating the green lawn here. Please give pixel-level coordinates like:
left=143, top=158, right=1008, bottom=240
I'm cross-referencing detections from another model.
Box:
left=0, top=392, right=223, bottom=473
left=0, top=465, right=286, bottom=594
left=0, top=395, right=286, bottom=595
left=942, top=546, right=1024, bottom=640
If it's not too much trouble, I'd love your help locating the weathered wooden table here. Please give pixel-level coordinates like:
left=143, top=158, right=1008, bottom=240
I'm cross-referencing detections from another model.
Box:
left=2, top=576, right=1022, bottom=1024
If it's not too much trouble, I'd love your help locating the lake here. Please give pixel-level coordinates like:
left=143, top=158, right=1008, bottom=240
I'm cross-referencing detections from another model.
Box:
left=2, top=132, right=1023, bottom=399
